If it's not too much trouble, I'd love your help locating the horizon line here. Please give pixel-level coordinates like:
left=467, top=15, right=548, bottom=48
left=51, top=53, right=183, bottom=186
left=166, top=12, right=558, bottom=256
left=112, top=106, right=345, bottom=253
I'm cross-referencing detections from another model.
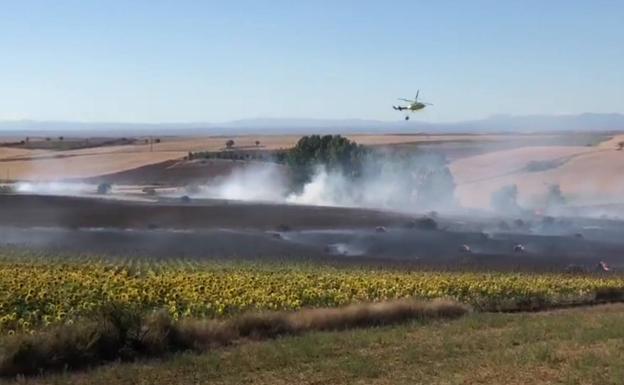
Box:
left=0, top=111, right=622, bottom=127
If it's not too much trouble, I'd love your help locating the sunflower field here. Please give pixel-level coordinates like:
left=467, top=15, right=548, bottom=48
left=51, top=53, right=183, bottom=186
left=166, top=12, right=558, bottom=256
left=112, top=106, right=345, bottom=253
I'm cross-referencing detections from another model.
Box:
left=0, top=255, right=622, bottom=334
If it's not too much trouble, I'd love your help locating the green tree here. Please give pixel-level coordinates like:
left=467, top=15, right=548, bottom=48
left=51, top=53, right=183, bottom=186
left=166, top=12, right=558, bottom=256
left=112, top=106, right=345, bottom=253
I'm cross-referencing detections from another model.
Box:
left=286, top=135, right=367, bottom=186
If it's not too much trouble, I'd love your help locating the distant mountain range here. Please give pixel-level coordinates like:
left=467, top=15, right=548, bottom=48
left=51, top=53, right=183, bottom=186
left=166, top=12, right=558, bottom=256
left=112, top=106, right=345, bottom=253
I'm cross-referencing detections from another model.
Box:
left=0, top=113, right=623, bottom=136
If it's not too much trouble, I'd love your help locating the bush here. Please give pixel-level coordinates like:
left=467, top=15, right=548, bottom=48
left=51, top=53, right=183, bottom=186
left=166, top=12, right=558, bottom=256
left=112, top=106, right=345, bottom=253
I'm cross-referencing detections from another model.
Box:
left=276, top=224, right=292, bottom=232
left=542, top=216, right=555, bottom=225
left=0, top=320, right=121, bottom=376
left=0, top=185, right=14, bottom=194
left=96, top=183, right=112, bottom=195
left=404, top=217, right=438, bottom=230
left=184, top=185, right=201, bottom=195
left=0, top=305, right=145, bottom=376
left=594, top=287, right=624, bottom=302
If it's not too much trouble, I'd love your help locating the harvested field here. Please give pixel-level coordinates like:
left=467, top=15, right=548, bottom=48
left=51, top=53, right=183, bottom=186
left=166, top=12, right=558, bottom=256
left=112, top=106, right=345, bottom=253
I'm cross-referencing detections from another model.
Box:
left=81, top=159, right=288, bottom=186
left=0, top=133, right=592, bottom=181
left=0, top=152, right=189, bottom=180
left=451, top=135, right=624, bottom=208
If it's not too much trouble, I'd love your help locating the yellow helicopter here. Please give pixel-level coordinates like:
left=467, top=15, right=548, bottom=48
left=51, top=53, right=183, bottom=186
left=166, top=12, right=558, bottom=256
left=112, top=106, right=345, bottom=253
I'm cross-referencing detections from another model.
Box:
left=392, top=90, right=433, bottom=120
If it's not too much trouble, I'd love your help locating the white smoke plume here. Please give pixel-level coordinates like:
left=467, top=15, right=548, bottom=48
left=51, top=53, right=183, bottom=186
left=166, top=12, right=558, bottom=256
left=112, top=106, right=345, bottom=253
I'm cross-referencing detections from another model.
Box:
left=286, top=168, right=352, bottom=207
left=14, top=182, right=100, bottom=196
left=193, top=154, right=456, bottom=213
left=194, top=163, right=289, bottom=202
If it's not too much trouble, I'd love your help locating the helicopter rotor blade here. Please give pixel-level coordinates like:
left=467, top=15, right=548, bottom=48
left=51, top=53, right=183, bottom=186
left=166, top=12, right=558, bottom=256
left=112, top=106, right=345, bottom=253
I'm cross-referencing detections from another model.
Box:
left=415, top=90, right=420, bottom=101
left=398, top=98, right=414, bottom=103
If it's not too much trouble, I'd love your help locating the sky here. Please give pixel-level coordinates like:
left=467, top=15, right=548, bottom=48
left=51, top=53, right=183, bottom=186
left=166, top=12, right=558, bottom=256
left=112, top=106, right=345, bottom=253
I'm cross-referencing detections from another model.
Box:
left=0, top=0, right=622, bottom=123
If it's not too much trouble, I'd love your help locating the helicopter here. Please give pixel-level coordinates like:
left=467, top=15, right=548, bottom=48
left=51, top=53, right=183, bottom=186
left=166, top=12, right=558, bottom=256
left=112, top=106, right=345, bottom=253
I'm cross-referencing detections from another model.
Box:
left=392, top=90, right=432, bottom=120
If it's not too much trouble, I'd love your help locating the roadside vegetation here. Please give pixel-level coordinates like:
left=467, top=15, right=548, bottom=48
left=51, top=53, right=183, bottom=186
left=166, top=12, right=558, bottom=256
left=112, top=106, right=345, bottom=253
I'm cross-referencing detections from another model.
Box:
left=28, top=303, right=624, bottom=385
left=0, top=298, right=466, bottom=377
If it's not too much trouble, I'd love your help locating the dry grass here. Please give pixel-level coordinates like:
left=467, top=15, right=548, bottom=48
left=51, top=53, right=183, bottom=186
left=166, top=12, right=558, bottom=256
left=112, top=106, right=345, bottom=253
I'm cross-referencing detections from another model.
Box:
left=175, top=319, right=237, bottom=350
left=228, top=299, right=468, bottom=340
left=17, top=303, right=624, bottom=385
left=286, top=298, right=466, bottom=332
left=0, top=299, right=469, bottom=377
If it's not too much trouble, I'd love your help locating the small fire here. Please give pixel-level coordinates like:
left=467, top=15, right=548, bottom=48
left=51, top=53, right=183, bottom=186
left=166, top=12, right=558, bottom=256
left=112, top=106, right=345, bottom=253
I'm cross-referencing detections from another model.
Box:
left=598, top=261, right=611, bottom=272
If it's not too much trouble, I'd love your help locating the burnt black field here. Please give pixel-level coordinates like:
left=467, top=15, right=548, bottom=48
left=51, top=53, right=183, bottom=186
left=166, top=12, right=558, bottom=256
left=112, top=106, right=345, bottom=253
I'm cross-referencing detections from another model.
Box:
left=1, top=194, right=624, bottom=272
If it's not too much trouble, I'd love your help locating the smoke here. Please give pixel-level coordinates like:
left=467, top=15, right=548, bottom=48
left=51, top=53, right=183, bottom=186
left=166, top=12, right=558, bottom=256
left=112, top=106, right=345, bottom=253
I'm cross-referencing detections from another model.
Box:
left=194, top=163, right=289, bottom=202
left=325, top=242, right=366, bottom=256
left=13, top=182, right=100, bottom=196
left=192, top=153, right=456, bottom=213
left=490, top=184, right=523, bottom=215
left=286, top=168, right=351, bottom=207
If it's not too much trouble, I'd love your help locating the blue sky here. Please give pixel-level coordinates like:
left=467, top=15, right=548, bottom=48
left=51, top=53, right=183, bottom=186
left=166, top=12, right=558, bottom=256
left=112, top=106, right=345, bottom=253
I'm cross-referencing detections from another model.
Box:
left=0, top=0, right=622, bottom=123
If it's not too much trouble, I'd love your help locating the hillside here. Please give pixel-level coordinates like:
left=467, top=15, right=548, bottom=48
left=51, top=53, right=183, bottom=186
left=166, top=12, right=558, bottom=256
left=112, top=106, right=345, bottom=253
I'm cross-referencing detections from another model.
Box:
left=0, top=134, right=499, bottom=181
left=451, top=134, right=624, bottom=209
